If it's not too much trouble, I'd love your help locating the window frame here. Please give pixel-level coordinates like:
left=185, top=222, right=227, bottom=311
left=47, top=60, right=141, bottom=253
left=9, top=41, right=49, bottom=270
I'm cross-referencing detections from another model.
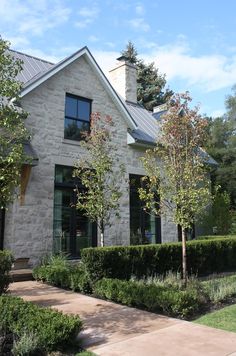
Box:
left=64, top=93, right=92, bottom=141
left=53, top=165, right=97, bottom=258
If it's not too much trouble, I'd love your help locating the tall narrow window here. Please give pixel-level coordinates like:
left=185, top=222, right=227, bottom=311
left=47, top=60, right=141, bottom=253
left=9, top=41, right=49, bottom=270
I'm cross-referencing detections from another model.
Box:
left=53, top=165, right=97, bottom=257
left=64, top=94, right=91, bottom=141
left=130, top=174, right=161, bottom=245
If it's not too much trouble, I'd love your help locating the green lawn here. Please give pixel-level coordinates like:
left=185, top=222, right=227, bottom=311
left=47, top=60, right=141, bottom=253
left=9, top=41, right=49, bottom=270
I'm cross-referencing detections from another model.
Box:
left=195, top=304, right=236, bottom=333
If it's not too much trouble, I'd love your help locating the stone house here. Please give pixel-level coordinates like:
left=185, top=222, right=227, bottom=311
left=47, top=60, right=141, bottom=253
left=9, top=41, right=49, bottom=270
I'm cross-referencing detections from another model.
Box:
left=1, top=46, right=181, bottom=265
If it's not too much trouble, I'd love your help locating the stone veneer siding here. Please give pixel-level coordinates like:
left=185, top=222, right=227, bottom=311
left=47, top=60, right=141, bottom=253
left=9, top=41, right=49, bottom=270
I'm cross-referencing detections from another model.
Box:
left=4, top=55, right=177, bottom=265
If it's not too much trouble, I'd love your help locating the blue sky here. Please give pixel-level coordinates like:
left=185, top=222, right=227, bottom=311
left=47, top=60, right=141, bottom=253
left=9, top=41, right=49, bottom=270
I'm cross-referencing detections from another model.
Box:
left=1, top=0, right=236, bottom=117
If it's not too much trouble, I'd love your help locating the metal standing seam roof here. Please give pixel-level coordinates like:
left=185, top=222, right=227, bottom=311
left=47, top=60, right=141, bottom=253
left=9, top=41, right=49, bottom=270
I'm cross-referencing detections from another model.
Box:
left=125, top=101, right=160, bottom=144
left=9, top=49, right=54, bottom=85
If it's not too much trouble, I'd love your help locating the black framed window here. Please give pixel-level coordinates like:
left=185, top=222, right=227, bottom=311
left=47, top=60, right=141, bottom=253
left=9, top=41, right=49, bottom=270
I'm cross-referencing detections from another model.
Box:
left=53, top=165, right=97, bottom=258
left=64, top=94, right=91, bottom=141
left=130, top=174, right=161, bottom=245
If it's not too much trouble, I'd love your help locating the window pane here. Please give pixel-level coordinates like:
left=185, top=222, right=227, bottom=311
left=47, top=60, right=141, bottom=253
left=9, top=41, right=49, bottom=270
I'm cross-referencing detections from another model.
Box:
left=65, top=96, right=77, bottom=118
left=130, top=174, right=161, bottom=245
left=64, top=118, right=89, bottom=141
left=78, top=99, right=90, bottom=121
left=55, top=166, right=74, bottom=184
left=54, top=165, right=97, bottom=257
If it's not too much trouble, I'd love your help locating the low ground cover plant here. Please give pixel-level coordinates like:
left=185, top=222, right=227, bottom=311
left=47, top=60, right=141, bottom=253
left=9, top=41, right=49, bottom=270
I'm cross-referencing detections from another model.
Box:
left=0, top=250, right=14, bottom=294
left=0, top=295, right=83, bottom=355
left=202, top=274, right=236, bottom=303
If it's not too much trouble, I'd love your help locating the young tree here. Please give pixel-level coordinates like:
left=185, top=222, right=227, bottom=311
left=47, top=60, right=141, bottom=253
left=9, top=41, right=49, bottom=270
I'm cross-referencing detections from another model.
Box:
left=0, top=37, right=28, bottom=208
left=121, top=41, right=173, bottom=110
left=139, top=92, right=211, bottom=284
left=74, top=113, right=125, bottom=247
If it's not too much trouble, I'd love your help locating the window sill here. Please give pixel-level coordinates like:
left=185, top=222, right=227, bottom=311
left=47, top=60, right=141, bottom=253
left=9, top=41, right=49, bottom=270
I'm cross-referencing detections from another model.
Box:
left=62, top=138, right=82, bottom=146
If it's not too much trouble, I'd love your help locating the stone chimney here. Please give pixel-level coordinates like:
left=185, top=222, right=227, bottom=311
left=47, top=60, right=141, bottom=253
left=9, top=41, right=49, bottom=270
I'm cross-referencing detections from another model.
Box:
left=109, top=56, right=137, bottom=103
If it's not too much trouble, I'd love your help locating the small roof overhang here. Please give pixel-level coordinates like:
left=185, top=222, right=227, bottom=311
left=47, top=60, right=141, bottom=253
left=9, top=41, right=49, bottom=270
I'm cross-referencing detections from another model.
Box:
left=23, top=142, right=38, bottom=166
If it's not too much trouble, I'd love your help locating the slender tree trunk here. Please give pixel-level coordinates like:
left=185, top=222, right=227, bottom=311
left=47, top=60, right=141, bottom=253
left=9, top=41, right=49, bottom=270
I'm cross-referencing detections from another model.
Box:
left=181, top=227, right=187, bottom=286
left=100, top=220, right=104, bottom=247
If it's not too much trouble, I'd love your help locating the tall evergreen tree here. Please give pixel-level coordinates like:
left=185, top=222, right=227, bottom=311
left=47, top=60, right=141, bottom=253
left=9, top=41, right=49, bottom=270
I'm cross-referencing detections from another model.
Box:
left=121, top=41, right=173, bottom=111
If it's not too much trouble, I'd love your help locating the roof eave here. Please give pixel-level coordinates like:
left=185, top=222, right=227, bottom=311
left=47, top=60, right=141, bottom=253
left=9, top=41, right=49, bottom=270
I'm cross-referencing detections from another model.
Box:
left=127, top=132, right=156, bottom=148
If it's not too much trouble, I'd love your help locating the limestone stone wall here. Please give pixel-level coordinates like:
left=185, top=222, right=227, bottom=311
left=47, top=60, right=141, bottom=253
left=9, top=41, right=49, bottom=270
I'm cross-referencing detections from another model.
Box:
left=4, top=55, right=177, bottom=265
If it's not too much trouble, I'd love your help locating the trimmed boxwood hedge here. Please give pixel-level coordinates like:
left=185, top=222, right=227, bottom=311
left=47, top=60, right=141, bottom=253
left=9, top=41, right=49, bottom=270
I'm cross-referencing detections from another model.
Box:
left=81, top=237, right=236, bottom=281
left=195, top=235, right=236, bottom=240
left=93, top=278, right=206, bottom=318
left=0, top=250, right=14, bottom=294
left=0, top=295, right=83, bottom=352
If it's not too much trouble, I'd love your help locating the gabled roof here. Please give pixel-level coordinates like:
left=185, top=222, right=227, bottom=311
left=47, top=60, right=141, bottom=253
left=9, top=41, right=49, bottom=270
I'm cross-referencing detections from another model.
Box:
left=10, top=46, right=165, bottom=145
left=10, top=47, right=137, bottom=131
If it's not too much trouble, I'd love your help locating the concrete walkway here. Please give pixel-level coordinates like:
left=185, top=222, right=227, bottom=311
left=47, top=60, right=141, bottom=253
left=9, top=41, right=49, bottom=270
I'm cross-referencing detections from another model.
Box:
left=9, top=281, right=236, bottom=355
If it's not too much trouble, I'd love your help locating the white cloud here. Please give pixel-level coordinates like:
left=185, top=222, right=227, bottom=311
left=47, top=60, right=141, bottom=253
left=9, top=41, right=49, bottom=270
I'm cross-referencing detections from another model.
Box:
left=2, top=34, right=30, bottom=47
left=88, top=35, right=99, bottom=42
left=75, top=6, right=100, bottom=28
left=105, top=42, right=116, bottom=48
left=75, top=19, right=93, bottom=28
left=78, top=6, right=99, bottom=18
left=210, top=109, right=225, bottom=118
left=92, top=50, right=120, bottom=74
left=128, top=18, right=150, bottom=32
left=0, top=0, right=71, bottom=36
left=141, top=42, right=236, bottom=92
left=135, top=4, right=145, bottom=15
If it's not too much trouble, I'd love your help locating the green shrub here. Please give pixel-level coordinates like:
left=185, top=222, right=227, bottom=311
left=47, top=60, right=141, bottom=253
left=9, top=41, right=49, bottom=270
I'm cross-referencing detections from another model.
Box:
left=196, top=235, right=236, bottom=240
left=33, top=254, right=71, bottom=288
left=94, top=278, right=205, bottom=318
left=33, top=256, right=92, bottom=294
left=202, top=274, right=236, bottom=303
left=0, top=250, right=14, bottom=294
left=0, top=295, right=83, bottom=352
left=70, top=263, right=92, bottom=294
left=81, top=238, right=236, bottom=281
left=12, top=331, right=40, bottom=356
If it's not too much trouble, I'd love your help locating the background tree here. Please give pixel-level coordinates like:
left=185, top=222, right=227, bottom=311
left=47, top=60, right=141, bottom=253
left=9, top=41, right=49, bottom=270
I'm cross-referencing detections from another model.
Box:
left=200, top=189, right=232, bottom=235
left=139, top=92, right=211, bottom=284
left=121, top=41, right=173, bottom=111
left=0, top=37, right=28, bottom=208
left=205, top=90, right=236, bottom=208
left=74, top=113, right=125, bottom=247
